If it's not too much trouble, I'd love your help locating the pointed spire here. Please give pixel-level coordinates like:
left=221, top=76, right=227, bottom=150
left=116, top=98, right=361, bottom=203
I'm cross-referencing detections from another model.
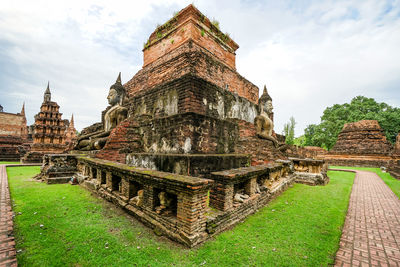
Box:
left=70, top=114, right=74, bottom=127
left=43, top=81, right=51, bottom=102
left=20, top=102, right=25, bottom=116
left=45, top=81, right=50, bottom=94
left=116, top=72, right=121, bottom=84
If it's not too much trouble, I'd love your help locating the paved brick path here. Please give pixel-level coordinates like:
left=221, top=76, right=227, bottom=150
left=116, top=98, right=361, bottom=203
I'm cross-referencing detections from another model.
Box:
left=334, top=170, right=400, bottom=267
left=0, top=165, right=17, bottom=267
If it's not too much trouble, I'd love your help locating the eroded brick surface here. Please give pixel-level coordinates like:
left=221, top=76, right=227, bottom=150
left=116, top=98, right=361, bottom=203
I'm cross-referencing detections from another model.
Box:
left=334, top=170, right=400, bottom=266
left=0, top=165, right=17, bottom=267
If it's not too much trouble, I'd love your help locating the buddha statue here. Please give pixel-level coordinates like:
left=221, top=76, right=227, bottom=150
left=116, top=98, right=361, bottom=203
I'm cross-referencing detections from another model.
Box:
left=104, top=73, right=128, bottom=131
left=155, top=191, right=174, bottom=215
left=254, top=85, right=278, bottom=147
left=76, top=73, right=128, bottom=150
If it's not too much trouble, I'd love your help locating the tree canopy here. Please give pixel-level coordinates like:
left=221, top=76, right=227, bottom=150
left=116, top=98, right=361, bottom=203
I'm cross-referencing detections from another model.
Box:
left=303, top=96, right=400, bottom=150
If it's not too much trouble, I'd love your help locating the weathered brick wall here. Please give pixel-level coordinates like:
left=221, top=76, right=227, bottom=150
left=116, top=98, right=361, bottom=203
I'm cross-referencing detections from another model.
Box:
left=95, top=113, right=240, bottom=163
left=143, top=4, right=237, bottom=70
left=235, top=120, right=287, bottom=165
left=127, top=74, right=257, bottom=123
left=0, top=112, right=26, bottom=136
left=125, top=41, right=259, bottom=103
left=143, top=16, right=236, bottom=70
left=0, top=111, right=28, bottom=161
left=287, top=146, right=328, bottom=159
left=95, top=119, right=142, bottom=163
left=126, top=153, right=250, bottom=177
left=323, top=154, right=393, bottom=168
left=0, top=136, right=26, bottom=161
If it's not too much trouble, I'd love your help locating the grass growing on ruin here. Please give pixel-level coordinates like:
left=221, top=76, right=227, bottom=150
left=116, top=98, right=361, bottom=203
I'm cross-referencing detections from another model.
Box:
left=330, top=166, right=400, bottom=198
left=8, top=167, right=354, bottom=266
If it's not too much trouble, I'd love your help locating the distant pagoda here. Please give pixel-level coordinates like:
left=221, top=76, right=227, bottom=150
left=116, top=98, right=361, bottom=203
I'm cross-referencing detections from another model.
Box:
left=22, top=83, right=71, bottom=163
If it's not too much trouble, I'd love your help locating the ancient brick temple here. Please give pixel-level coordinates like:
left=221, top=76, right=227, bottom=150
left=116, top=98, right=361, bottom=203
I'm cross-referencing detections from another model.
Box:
left=323, top=120, right=393, bottom=167
left=40, top=4, right=328, bottom=247
left=0, top=103, right=30, bottom=161
left=21, top=83, right=74, bottom=163
left=389, top=132, right=400, bottom=179
left=64, top=114, right=77, bottom=150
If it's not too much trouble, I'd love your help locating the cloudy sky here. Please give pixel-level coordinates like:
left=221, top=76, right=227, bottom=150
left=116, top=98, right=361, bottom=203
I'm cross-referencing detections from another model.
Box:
left=0, top=0, right=399, bottom=136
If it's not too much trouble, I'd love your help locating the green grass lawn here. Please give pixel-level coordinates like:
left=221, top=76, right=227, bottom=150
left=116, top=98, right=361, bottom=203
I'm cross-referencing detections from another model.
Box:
left=7, top=167, right=355, bottom=267
left=330, top=166, right=400, bottom=198
left=0, top=161, right=20, bottom=165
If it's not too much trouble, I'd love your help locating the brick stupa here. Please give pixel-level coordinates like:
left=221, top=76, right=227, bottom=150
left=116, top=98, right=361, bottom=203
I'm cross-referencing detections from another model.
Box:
left=331, top=120, right=392, bottom=155
left=324, top=120, right=393, bottom=167
left=92, top=4, right=286, bottom=164
left=21, top=83, right=70, bottom=163
left=389, top=132, right=400, bottom=179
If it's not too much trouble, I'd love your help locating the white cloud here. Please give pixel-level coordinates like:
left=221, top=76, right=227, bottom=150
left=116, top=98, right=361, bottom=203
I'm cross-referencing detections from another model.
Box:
left=0, top=0, right=399, bottom=137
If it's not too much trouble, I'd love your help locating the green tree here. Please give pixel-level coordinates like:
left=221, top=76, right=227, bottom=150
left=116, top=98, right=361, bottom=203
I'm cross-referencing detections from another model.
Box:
left=304, top=96, right=400, bottom=150
left=283, top=116, right=296, bottom=145
left=293, top=135, right=306, bottom=147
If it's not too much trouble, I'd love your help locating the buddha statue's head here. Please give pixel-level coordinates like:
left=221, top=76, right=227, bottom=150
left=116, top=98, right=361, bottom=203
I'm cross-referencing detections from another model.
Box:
left=107, top=72, right=125, bottom=106
left=258, top=85, right=273, bottom=115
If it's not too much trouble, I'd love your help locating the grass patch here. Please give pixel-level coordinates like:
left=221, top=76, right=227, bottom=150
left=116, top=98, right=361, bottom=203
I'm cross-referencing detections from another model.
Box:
left=330, top=165, right=400, bottom=198
left=8, top=167, right=354, bottom=266
left=1, top=161, right=20, bottom=165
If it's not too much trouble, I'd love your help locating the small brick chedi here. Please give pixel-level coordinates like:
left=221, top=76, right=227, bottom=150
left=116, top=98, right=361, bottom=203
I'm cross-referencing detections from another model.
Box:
left=21, top=83, right=76, bottom=163
left=0, top=103, right=30, bottom=161
left=323, top=120, right=393, bottom=167
left=40, top=5, right=328, bottom=247
left=389, top=132, right=400, bottom=179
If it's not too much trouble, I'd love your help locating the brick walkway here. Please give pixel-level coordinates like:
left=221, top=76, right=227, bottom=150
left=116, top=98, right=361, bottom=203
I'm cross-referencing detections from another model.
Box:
left=0, top=165, right=17, bottom=267
left=334, top=170, right=400, bottom=266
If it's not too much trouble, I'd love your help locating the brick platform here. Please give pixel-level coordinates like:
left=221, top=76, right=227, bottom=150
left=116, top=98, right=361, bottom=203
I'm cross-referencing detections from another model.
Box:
left=333, top=169, right=400, bottom=266
left=0, top=165, right=17, bottom=267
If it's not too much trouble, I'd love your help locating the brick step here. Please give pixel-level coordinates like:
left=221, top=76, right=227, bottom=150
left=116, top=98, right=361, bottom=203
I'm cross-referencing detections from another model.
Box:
left=45, top=177, right=72, bottom=184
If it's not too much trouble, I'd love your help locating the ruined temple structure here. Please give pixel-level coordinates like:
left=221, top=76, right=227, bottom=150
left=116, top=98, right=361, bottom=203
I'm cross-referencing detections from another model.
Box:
left=21, top=83, right=73, bottom=163
left=0, top=103, right=30, bottom=161
left=37, top=5, right=328, bottom=247
left=64, top=114, right=77, bottom=151
left=389, top=132, right=400, bottom=179
left=323, top=120, right=393, bottom=167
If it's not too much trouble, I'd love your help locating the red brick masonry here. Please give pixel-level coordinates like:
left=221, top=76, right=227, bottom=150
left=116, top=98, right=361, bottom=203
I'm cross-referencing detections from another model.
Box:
left=333, top=169, right=400, bottom=266
left=0, top=165, right=17, bottom=267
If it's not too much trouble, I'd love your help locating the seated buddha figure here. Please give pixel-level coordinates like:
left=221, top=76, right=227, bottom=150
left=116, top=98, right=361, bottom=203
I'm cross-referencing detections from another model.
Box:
left=254, top=86, right=278, bottom=147
left=76, top=73, right=128, bottom=150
